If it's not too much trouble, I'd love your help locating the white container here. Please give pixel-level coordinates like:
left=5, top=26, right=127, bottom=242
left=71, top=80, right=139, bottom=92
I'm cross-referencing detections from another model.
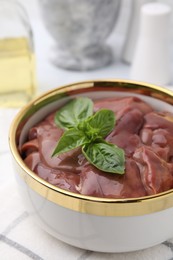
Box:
left=130, top=3, right=172, bottom=85
left=122, top=0, right=153, bottom=64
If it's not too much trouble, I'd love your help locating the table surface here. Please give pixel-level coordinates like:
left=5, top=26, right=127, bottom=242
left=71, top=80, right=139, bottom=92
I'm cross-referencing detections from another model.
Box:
left=1, top=1, right=173, bottom=259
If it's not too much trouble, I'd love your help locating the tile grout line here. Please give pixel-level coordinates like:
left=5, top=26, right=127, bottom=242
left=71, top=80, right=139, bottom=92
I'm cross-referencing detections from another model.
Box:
left=2, top=211, right=29, bottom=236
left=0, top=234, right=43, bottom=260
left=0, top=211, right=44, bottom=259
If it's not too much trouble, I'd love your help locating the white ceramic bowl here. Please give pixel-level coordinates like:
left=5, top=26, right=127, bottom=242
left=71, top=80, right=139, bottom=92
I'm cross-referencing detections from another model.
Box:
left=9, top=80, right=173, bottom=252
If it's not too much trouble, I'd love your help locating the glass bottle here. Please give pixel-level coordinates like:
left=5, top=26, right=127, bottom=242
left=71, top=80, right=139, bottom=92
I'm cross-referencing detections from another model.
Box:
left=0, top=0, right=37, bottom=107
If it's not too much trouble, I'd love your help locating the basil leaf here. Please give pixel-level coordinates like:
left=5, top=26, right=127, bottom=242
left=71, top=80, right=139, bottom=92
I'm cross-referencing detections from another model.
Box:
left=52, top=128, right=89, bottom=156
left=55, top=97, right=93, bottom=129
left=82, top=142, right=125, bottom=174
left=84, top=109, right=115, bottom=139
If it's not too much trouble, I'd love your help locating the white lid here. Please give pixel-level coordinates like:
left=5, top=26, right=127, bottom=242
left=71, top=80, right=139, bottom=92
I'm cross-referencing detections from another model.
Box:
left=140, top=2, right=171, bottom=39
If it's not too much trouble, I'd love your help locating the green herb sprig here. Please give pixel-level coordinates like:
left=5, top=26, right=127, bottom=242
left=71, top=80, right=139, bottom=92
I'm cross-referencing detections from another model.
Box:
left=52, top=97, right=125, bottom=174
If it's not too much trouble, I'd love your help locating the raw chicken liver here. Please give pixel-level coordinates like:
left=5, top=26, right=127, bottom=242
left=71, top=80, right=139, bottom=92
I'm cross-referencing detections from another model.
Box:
left=21, top=96, right=173, bottom=198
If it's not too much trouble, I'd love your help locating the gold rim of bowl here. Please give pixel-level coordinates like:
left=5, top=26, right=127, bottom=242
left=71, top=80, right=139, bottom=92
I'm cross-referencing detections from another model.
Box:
left=9, top=79, right=173, bottom=217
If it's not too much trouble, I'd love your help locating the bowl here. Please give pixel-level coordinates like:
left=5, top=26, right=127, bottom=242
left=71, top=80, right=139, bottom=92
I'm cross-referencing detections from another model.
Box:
left=9, top=79, right=173, bottom=253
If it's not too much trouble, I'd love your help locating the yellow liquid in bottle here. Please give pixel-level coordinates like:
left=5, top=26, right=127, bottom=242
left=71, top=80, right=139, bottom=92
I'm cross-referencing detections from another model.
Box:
left=0, top=37, right=36, bottom=107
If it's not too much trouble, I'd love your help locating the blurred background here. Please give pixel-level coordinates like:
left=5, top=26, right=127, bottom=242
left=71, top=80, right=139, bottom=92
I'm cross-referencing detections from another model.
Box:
left=18, top=0, right=131, bottom=93
left=1, top=0, right=173, bottom=103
